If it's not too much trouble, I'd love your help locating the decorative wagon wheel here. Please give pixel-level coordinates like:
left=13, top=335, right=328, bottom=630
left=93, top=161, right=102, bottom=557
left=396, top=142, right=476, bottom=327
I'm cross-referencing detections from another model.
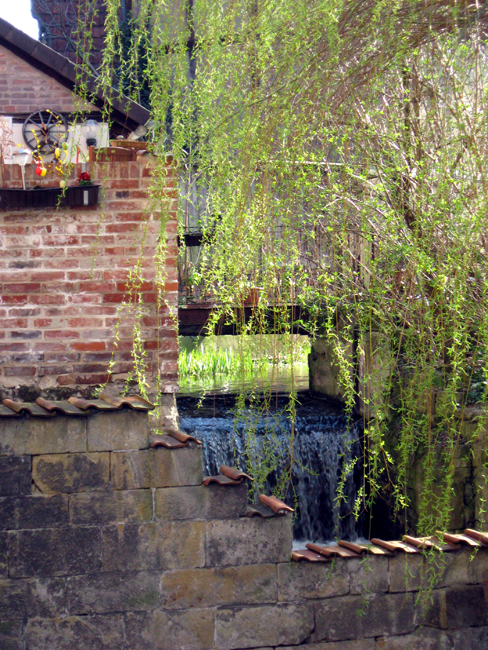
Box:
left=22, top=109, right=69, bottom=158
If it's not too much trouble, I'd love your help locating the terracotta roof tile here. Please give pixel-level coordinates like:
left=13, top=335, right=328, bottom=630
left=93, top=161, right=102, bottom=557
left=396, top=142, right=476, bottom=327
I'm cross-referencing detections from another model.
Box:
left=150, top=435, right=187, bottom=449
left=0, top=394, right=154, bottom=418
left=2, top=399, right=54, bottom=417
left=68, top=397, right=119, bottom=411
left=258, top=494, right=294, bottom=514
left=306, top=543, right=360, bottom=559
left=440, top=532, right=482, bottom=547
left=403, top=534, right=459, bottom=552
left=36, top=397, right=86, bottom=416
left=246, top=504, right=278, bottom=518
left=292, top=549, right=330, bottom=562
left=203, top=475, right=242, bottom=486
left=464, top=529, right=488, bottom=545
left=221, top=465, right=253, bottom=482
left=98, top=393, right=154, bottom=410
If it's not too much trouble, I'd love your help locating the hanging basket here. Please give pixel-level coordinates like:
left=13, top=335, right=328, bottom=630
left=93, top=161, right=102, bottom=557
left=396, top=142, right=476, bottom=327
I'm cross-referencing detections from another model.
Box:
left=0, top=185, right=100, bottom=210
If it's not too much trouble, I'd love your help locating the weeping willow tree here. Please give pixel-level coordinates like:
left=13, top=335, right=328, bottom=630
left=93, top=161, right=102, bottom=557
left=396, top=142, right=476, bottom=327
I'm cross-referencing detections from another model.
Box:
left=92, top=0, right=488, bottom=535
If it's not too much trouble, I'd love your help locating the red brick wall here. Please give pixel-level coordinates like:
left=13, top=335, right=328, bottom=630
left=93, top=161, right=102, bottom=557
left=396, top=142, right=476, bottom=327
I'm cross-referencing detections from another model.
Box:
left=0, top=159, right=178, bottom=399
left=0, top=43, right=95, bottom=116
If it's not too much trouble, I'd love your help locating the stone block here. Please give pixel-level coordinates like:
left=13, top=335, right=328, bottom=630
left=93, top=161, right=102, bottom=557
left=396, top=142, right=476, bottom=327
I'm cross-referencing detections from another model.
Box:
left=154, top=483, right=248, bottom=521
left=281, top=642, right=375, bottom=650
left=124, top=609, right=215, bottom=650
left=69, top=489, right=152, bottom=525
left=468, top=548, right=488, bottom=584
left=101, top=521, right=205, bottom=572
left=87, top=410, right=149, bottom=451
left=450, top=626, right=488, bottom=650
left=0, top=495, right=69, bottom=530
left=24, top=615, right=125, bottom=650
left=0, top=533, right=8, bottom=578
left=349, top=555, right=389, bottom=595
left=111, top=446, right=202, bottom=490
left=277, top=559, right=349, bottom=601
left=206, top=516, right=293, bottom=567
left=0, top=620, right=23, bottom=650
left=33, top=453, right=110, bottom=493
left=389, top=551, right=472, bottom=593
left=313, top=593, right=415, bottom=642
left=376, top=629, right=450, bottom=649
left=0, top=417, right=86, bottom=456
left=0, top=577, right=66, bottom=618
left=9, top=526, right=101, bottom=577
left=388, top=554, right=427, bottom=592
left=0, top=456, right=31, bottom=496
left=67, top=571, right=159, bottom=614
left=215, top=603, right=314, bottom=649
left=160, top=563, right=277, bottom=609
left=421, top=585, right=487, bottom=629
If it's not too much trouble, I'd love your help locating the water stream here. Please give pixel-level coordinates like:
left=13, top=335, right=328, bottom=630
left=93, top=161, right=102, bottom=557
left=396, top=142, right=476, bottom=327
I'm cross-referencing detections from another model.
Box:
left=178, top=392, right=364, bottom=542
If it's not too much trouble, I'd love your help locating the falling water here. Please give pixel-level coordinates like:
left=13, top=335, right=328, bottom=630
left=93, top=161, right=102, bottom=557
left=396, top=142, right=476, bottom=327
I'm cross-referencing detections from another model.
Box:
left=178, top=392, right=364, bottom=542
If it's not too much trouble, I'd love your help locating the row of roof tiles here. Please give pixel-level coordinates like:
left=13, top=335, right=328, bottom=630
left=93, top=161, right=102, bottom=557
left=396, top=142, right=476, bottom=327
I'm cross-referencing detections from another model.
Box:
left=0, top=394, right=154, bottom=418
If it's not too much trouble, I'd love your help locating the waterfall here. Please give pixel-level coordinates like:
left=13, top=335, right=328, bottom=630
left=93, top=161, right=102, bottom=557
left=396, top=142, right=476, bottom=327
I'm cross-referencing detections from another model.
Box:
left=178, top=393, right=363, bottom=542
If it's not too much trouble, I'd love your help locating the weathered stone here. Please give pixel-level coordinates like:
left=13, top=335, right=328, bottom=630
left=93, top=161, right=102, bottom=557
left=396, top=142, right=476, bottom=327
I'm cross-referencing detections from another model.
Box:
left=0, top=495, right=69, bottom=530
left=9, top=526, right=101, bottom=577
left=154, top=483, right=248, bottom=520
left=69, top=489, right=153, bottom=525
left=313, top=593, right=415, bottom=642
left=388, top=554, right=428, bottom=592
left=111, top=446, right=203, bottom=489
left=124, top=609, right=214, bottom=650
left=277, top=559, right=349, bottom=601
left=101, top=521, right=205, bottom=572
left=450, top=626, right=488, bottom=650
left=87, top=410, right=149, bottom=451
left=206, top=516, right=293, bottom=567
left=0, top=577, right=66, bottom=618
left=281, top=642, right=375, bottom=650
left=376, top=629, right=450, bottom=649
left=0, top=620, right=23, bottom=650
left=33, top=453, right=110, bottom=493
left=0, top=533, right=8, bottom=578
left=160, top=563, right=277, bottom=609
left=348, top=555, right=389, bottom=595
left=0, top=417, right=86, bottom=456
left=389, top=551, right=472, bottom=594
left=468, top=548, right=488, bottom=584
left=0, top=456, right=31, bottom=496
left=215, top=603, right=314, bottom=649
left=421, top=585, right=487, bottom=629
left=24, top=615, right=125, bottom=650
left=68, top=571, right=159, bottom=614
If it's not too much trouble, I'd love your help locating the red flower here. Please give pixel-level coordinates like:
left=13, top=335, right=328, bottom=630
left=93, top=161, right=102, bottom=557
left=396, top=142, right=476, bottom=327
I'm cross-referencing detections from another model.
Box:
left=79, top=172, right=91, bottom=182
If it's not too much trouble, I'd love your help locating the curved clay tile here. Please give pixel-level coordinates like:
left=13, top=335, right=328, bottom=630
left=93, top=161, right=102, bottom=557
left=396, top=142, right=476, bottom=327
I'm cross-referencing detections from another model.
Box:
left=99, top=393, right=154, bottom=410
left=35, top=398, right=86, bottom=416
left=292, top=549, right=329, bottom=562
left=203, top=475, right=242, bottom=486
left=150, top=436, right=187, bottom=449
left=166, top=428, right=202, bottom=445
left=0, top=405, right=20, bottom=417
left=465, top=529, right=488, bottom=545
left=2, top=399, right=53, bottom=417
left=440, top=532, right=482, bottom=547
left=220, top=465, right=253, bottom=482
left=258, top=494, right=294, bottom=514
left=306, top=543, right=360, bottom=559
left=246, top=504, right=277, bottom=518
left=68, top=397, right=118, bottom=411
left=402, top=534, right=459, bottom=552
left=337, top=540, right=368, bottom=555
left=372, top=539, right=420, bottom=554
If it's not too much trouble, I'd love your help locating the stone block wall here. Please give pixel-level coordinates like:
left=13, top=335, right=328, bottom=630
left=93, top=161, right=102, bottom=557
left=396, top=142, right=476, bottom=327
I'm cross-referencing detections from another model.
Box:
left=1, top=409, right=488, bottom=650
left=0, top=159, right=177, bottom=399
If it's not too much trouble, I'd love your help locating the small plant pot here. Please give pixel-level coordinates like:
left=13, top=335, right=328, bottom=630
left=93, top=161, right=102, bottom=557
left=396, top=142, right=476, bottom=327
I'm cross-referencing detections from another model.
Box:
left=244, top=287, right=261, bottom=305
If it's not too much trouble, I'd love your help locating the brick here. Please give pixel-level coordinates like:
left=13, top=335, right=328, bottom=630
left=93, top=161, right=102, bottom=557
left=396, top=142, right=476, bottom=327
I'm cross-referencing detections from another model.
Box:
left=160, top=563, right=277, bottom=609
left=277, top=559, right=349, bottom=602
left=0, top=417, right=85, bottom=456
left=87, top=409, right=149, bottom=452
left=33, top=452, right=109, bottom=494
left=0, top=532, right=7, bottom=578
left=0, top=456, right=31, bottom=496
left=69, top=489, right=152, bottom=525
left=0, top=577, right=66, bottom=618
left=421, top=585, right=488, bottom=629
left=154, top=483, right=248, bottom=521
left=67, top=571, right=159, bottom=614
left=0, top=494, right=68, bottom=530
left=8, top=526, right=101, bottom=577
left=101, top=521, right=205, bottom=572
left=206, top=516, right=293, bottom=567
left=215, top=603, right=314, bottom=650
left=313, top=593, right=415, bottom=642
left=111, top=446, right=203, bottom=489
left=24, top=615, right=125, bottom=650
left=124, top=609, right=214, bottom=650
left=0, top=620, right=23, bottom=650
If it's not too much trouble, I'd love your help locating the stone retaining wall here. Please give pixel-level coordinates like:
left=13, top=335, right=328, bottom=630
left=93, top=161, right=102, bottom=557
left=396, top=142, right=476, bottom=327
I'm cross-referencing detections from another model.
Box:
left=1, top=409, right=487, bottom=650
